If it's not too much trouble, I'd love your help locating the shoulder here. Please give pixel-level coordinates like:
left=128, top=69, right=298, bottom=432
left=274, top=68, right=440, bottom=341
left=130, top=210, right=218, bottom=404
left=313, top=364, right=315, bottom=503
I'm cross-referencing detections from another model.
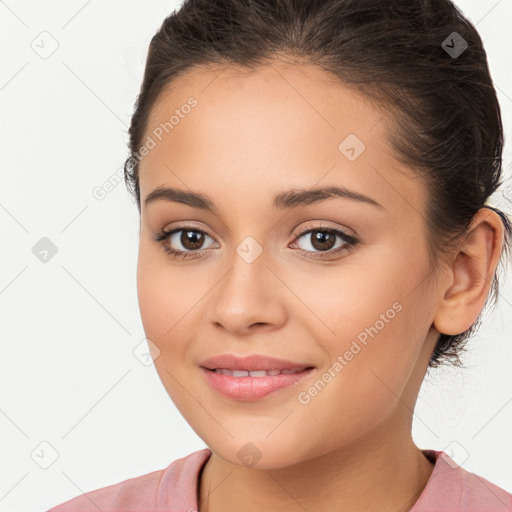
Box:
left=46, top=448, right=212, bottom=512
left=412, top=449, right=512, bottom=512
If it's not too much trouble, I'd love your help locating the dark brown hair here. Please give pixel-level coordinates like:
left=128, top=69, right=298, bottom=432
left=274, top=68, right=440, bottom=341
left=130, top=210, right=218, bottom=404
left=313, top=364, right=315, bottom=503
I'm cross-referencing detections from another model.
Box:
left=124, top=0, right=512, bottom=368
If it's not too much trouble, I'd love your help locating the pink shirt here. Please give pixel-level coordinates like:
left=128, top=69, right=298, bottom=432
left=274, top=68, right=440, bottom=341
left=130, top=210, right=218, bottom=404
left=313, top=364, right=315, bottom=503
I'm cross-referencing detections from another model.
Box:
left=47, top=448, right=512, bottom=511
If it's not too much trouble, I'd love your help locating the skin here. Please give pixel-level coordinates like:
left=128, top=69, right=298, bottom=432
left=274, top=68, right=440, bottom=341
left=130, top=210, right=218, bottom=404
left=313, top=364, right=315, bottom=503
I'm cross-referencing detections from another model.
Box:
left=135, top=60, right=504, bottom=511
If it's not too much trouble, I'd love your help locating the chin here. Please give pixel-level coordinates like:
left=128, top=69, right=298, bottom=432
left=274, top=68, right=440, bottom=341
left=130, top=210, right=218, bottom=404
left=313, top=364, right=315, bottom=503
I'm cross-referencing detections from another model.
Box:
left=208, top=437, right=313, bottom=470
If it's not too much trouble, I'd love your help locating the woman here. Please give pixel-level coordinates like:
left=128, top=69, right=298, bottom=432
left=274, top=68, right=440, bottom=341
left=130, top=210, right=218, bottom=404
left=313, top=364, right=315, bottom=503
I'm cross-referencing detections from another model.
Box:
left=49, top=0, right=512, bottom=510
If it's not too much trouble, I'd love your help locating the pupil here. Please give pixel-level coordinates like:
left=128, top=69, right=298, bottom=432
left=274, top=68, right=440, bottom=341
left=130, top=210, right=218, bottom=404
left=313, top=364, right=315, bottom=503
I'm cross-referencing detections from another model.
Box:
left=177, top=229, right=336, bottom=252
left=312, top=230, right=335, bottom=250
left=182, top=230, right=204, bottom=249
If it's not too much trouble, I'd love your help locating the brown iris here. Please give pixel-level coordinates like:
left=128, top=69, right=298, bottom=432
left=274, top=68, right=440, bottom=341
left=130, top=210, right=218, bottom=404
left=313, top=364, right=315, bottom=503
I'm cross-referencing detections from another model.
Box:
left=181, top=230, right=205, bottom=250
left=309, top=230, right=336, bottom=251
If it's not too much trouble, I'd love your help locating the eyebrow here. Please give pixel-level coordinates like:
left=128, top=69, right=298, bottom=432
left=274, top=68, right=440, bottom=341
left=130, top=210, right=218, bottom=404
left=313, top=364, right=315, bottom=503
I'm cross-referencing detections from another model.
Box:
left=143, top=185, right=385, bottom=211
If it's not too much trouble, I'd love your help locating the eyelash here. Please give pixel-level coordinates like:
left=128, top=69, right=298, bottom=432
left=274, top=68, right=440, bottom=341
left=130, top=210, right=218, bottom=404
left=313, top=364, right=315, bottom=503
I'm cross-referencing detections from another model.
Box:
left=152, top=224, right=359, bottom=261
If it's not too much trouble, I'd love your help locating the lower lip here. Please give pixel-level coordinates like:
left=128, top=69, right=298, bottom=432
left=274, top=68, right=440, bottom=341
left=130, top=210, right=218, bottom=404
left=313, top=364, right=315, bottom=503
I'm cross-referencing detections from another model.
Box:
left=200, top=367, right=315, bottom=401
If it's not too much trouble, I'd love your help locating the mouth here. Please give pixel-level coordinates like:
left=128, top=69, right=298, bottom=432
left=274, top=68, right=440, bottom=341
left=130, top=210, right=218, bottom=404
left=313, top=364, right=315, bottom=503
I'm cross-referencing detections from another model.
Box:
left=198, top=354, right=316, bottom=400
left=199, top=353, right=316, bottom=372
left=203, top=367, right=314, bottom=377
left=199, top=364, right=316, bottom=401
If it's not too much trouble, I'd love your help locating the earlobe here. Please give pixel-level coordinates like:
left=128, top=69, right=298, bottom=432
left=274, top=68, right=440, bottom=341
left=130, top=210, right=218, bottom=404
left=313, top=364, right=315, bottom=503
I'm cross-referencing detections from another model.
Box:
left=432, top=208, right=504, bottom=336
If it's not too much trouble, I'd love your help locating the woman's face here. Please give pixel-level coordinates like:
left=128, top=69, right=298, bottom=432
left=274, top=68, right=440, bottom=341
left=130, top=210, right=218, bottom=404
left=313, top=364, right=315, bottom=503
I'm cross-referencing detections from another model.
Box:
left=136, top=61, right=442, bottom=468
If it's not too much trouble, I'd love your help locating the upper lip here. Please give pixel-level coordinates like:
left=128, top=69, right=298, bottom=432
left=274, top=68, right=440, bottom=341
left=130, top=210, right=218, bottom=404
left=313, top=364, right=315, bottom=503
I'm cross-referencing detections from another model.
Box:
left=199, top=354, right=315, bottom=371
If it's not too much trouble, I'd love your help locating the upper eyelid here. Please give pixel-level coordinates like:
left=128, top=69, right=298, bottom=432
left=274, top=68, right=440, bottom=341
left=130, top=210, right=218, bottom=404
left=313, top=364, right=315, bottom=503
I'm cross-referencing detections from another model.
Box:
left=156, top=224, right=358, bottom=262
left=163, top=223, right=355, bottom=246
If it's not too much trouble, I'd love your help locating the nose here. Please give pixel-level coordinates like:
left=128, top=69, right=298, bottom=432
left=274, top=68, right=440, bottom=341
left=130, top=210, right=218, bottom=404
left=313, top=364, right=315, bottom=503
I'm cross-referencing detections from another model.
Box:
left=207, top=249, right=287, bottom=336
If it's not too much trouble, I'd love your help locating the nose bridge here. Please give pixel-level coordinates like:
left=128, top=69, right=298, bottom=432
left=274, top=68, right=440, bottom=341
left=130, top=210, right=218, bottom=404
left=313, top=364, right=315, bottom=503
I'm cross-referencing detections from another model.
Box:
left=208, top=233, right=285, bottom=332
left=220, top=234, right=271, bottom=305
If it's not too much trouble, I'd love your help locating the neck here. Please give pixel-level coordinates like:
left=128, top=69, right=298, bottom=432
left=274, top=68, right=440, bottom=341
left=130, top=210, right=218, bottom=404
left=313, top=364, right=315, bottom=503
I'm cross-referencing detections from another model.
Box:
left=198, top=410, right=435, bottom=512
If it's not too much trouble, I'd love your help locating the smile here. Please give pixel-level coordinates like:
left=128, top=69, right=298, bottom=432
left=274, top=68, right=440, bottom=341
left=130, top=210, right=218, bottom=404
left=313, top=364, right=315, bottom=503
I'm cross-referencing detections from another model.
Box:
left=208, top=368, right=308, bottom=377
left=200, top=366, right=315, bottom=400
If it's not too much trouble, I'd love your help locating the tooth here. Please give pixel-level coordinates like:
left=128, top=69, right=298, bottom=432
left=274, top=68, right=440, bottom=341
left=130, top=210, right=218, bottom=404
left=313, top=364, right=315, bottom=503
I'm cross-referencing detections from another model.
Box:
left=248, top=370, right=267, bottom=377
left=212, top=368, right=306, bottom=377
left=232, top=370, right=249, bottom=377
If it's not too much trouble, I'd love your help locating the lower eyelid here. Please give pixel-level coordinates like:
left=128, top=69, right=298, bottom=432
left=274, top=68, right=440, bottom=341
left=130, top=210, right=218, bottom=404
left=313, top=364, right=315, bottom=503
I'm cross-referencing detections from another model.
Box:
left=170, top=229, right=217, bottom=250
left=292, top=229, right=357, bottom=254
left=158, top=226, right=358, bottom=257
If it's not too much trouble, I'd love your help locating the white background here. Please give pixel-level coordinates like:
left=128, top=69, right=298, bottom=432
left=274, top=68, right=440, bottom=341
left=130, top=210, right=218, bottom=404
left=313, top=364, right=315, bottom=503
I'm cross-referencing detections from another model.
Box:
left=1, top=1, right=511, bottom=510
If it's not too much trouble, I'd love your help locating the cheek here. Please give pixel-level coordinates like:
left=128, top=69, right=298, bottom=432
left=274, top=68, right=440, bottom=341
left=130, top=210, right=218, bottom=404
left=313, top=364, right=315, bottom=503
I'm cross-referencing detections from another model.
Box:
left=292, top=253, right=428, bottom=409
left=289, top=255, right=408, bottom=350
left=308, top=238, right=429, bottom=357
left=136, top=243, right=209, bottom=379
left=136, top=240, right=194, bottom=333
left=136, top=244, right=184, bottom=351
left=136, top=249, right=196, bottom=408
left=136, top=258, right=168, bottom=340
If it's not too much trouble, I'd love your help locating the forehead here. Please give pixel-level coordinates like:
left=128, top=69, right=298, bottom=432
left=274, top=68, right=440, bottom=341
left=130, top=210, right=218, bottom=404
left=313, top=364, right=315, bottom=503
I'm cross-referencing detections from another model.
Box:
left=138, top=61, right=425, bottom=220
left=146, top=61, right=387, bottom=142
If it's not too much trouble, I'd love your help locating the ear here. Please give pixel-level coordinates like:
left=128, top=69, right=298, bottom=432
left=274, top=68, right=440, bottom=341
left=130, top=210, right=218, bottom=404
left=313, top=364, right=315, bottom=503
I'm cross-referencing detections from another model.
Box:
left=433, top=208, right=504, bottom=336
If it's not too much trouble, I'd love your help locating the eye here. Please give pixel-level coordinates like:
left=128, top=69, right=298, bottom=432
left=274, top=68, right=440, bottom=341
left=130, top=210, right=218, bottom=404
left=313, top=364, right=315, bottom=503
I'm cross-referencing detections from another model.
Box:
left=290, top=225, right=359, bottom=259
left=152, top=223, right=359, bottom=260
left=152, top=226, right=217, bottom=259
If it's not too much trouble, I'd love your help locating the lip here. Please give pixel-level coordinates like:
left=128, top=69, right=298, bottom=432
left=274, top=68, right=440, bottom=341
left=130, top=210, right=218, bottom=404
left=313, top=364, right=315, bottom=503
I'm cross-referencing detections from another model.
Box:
left=200, top=366, right=316, bottom=401
left=198, top=353, right=316, bottom=401
left=199, top=353, right=315, bottom=372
